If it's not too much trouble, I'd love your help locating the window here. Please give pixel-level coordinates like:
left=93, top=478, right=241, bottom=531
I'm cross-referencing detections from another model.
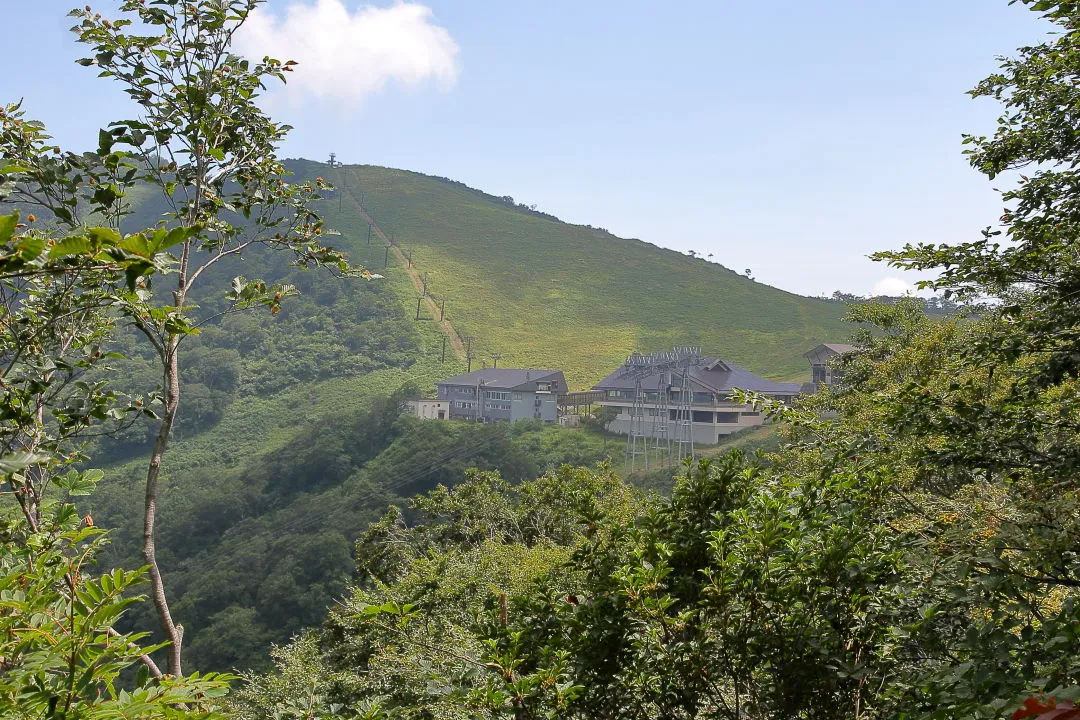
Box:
left=485, top=391, right=510, bottom=401
left=692, top=410, right=713, bottom=423
left=715, top=412, right=740, bottom=424
left=692, top=392, right=713, bottom=404
left=742, top=411, right=760, bottom=417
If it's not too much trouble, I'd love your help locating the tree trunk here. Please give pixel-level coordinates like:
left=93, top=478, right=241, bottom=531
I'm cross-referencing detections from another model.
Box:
left=143, top=322, right=184, bottom=676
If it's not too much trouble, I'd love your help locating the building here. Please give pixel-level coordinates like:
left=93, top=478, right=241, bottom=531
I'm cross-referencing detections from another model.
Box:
left=593, top=354, right=800, bottom=445
left=405, top=398, right=449, bottom=420
left=803, top=343, right=856, bottom=390
left=436, top=368, right=567, bottom=424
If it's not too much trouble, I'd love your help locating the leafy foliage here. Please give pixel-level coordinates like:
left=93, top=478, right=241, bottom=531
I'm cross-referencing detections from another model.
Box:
left=228, top=465, right=644, bottom=719
left=0, top=514, right=235, bottom=719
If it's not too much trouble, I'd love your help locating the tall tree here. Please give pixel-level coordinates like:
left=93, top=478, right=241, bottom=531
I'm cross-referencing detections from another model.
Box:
left=2, top=0, right=370, bottom=675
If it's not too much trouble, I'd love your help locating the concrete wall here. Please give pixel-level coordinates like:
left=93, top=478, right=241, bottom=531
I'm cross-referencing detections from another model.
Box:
left=509, top=391, right=557, bottom=423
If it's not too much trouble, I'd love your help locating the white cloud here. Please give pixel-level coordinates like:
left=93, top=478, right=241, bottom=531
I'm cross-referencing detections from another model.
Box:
left=236, top=0, right=460, bottom=107
left=869, top=276, right=917, bottom=298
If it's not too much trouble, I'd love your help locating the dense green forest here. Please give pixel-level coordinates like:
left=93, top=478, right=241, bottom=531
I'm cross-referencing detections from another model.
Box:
left=3, top=0, right=1080, bottom=719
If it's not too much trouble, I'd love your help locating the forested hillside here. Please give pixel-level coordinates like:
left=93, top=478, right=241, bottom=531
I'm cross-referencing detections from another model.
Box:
left=60, top=153, right=857, bottom=670
left=6, top=1, right=1078, bottom=718
left=83, top=230, right=623, bottom=671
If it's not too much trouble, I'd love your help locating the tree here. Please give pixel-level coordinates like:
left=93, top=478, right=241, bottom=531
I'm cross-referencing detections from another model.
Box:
left=0, top=487, right=234, bottom=717
left=231, top=466, right=644, bottom=719
left=2, top=0, right=370, bottom=675
left=0, top=205, right=238, bottom=710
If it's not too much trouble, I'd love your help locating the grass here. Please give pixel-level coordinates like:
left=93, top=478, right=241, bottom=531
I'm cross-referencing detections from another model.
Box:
left=289, top=160, right=854, bottom=389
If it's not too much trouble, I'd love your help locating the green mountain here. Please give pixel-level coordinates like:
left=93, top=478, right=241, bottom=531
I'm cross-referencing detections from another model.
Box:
left=294, top=160, right=850, bottom=386
left=82, top=160, right=853, bottom=673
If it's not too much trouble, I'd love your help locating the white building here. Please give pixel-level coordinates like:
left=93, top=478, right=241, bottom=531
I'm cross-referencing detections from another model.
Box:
left=405, top=398, right=450, bottom=420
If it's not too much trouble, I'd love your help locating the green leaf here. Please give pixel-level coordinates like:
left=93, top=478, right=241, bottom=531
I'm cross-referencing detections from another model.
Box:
left=118, top=233, right=152, bottom=257
left=98, top=128, right=114, bottom=155
left=48, top=235, right=93, bottom=258
left=0, top=213, right=17, bottom=244
left=152, top=225, right=195, bottom=253
left=86, top=226, right=122, bottom=248
left=0, top=451, right=49, bottom=475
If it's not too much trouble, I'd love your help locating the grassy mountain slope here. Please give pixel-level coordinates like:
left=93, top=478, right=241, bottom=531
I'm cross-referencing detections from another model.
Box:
left=293, top=159, right=851, bottom=386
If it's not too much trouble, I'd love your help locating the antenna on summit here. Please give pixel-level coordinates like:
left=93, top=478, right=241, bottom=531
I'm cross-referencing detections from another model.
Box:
left=328, top=152, right=345, bottom=211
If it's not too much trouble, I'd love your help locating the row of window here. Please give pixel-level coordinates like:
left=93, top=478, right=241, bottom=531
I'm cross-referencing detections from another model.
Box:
left=628, top=409, right=759, bottom=423
left=605, top=389, right=727, bottom=404
left=484, top=390, right=511, bottom=400
left=485, top=402, right=511, bottom=411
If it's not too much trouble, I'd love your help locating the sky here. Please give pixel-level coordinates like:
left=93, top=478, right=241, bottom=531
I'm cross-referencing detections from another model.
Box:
left=1, top=1, right=1051, bottom=298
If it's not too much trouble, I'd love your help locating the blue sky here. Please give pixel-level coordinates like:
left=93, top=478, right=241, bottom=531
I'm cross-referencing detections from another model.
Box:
left=2, top=1, right=1050, bottom=297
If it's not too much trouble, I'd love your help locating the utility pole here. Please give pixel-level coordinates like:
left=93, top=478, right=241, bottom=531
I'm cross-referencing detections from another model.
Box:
left=421, top=271, right=429, bottom=295
left=465, top=336, right=474, bottom=373
left=407, top=249, right=413, bottom=267
left=440, top=299, right=446, bottom=321
left=384, top=246, right=390, bottom=268
left=490, top=352, right=502, bottom=369
left=415, top=295, right=423, bottom=320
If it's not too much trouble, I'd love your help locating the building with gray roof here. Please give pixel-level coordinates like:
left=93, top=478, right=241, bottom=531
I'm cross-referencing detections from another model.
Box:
left=592, top=354, right=800, bottom=444
left=803, top=343, right=857, bottom=391
left=436, top=368, right=566, bottom=424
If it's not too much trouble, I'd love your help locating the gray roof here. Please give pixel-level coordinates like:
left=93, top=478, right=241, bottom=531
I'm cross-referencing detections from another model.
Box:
left=804, top=343, right=857, bottom=358
left=592, top=358, right=800, bottom=395
left=438, top=368, right=566, bottom=392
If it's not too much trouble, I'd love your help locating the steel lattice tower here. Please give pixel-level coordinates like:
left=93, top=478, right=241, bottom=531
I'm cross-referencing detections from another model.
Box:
left=625, top=378, right=648, bottom=472
left=620, top=347, right=701, bottom=473
left=649, top=371, right=672, bottom=468
left=672, top=370, right=695, bottom=464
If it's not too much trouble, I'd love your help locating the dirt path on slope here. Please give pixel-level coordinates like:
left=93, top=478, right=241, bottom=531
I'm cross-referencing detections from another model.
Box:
left=342, top=188, right=467, bottom=361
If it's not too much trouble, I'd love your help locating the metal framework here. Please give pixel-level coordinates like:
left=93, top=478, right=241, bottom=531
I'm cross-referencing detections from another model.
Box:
left=672, top=370, right=695, bottom=464
left=622, top=346, right=702, bottom=473
left=626, top=379, right=648, bottom=471
left=648, top=371, right=671, bottom=468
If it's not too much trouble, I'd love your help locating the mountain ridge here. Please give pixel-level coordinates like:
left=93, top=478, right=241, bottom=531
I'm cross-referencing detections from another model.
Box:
left=285, top=158, right=852, bottom=386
